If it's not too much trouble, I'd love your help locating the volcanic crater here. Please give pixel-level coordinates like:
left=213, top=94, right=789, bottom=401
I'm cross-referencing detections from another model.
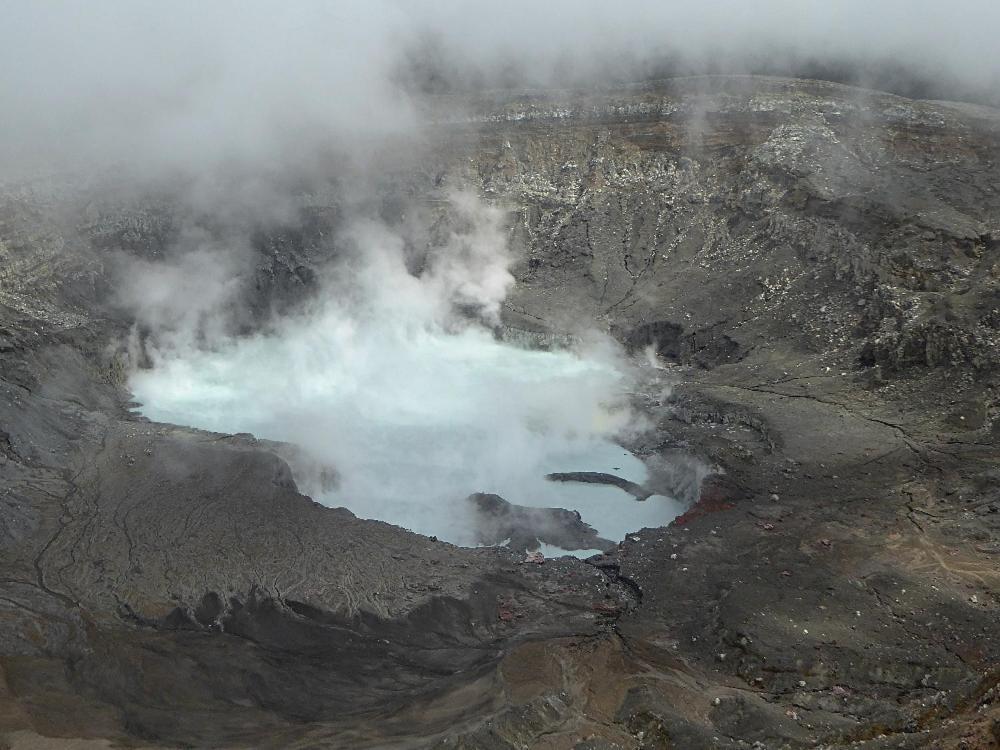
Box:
left=1, top=76, right=999, bottom=749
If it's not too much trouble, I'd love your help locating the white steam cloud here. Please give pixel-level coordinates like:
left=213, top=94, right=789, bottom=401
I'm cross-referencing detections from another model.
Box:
left=341, top=193, right=514, bottom=328
left=115, top=238, right=251, bottom=352
left=128, top=194, right=679, bottom=543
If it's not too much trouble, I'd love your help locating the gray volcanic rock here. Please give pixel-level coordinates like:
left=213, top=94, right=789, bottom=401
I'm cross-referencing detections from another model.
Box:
left=467, top=491, right=615, bottom=553
left=1, top=76, right=999, bottom=748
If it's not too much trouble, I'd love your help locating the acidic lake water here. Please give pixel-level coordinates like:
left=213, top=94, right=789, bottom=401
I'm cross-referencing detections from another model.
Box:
left=131, top=312, right=684, bottom=551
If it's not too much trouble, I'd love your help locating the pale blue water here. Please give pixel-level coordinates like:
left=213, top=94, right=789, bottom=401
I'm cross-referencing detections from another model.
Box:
left=131, top=308, right=683, bottom=544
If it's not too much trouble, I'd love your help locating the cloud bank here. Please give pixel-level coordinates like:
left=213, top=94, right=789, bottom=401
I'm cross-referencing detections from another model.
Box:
left=2, top=1, right=999, bottom=180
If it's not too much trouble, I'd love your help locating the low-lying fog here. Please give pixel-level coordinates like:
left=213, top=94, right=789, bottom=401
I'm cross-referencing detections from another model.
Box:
left=128, top=195, right=683, bottom=550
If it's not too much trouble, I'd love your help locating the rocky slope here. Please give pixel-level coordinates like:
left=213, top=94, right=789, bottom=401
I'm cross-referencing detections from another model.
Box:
left=1, top=76, right=998, bottom=748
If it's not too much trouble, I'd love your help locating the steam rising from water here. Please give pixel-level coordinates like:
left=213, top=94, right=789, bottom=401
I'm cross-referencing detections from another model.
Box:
left=130, top=313, right=660, bottom=543
left=129, top=195, right=682, bottom=545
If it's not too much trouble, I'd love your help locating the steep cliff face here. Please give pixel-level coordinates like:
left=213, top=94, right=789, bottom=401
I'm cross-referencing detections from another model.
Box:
left=0, top=77, right=998, bottom=749
left=443, top=78, right=1000, bottom=381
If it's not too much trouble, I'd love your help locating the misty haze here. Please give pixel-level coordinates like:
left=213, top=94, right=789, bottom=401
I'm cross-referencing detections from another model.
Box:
left=1, top=2, right=999, bottom=748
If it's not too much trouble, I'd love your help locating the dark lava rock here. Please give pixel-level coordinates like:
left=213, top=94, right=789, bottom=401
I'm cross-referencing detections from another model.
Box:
left=544, top=471, right=653, bottom=501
